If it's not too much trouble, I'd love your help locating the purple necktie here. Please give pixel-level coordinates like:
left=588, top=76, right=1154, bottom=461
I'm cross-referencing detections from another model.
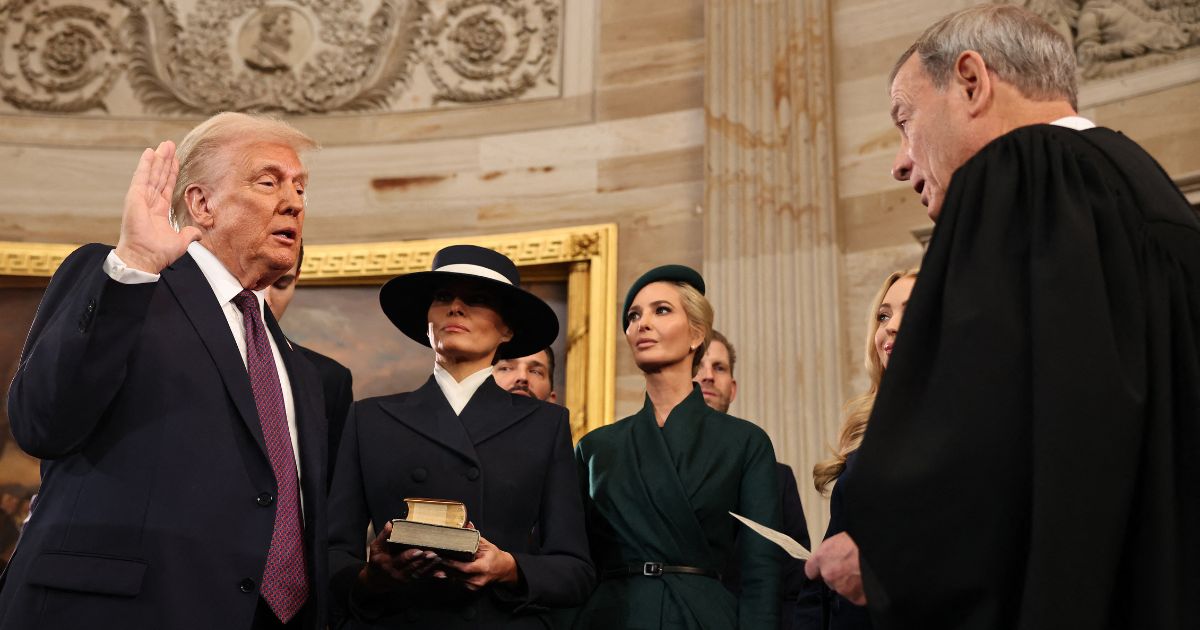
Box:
left=232, top=290, right=308, bottom=622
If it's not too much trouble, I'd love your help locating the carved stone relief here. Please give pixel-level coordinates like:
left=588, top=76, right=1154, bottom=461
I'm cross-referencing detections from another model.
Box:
left=0, top=0, right=563, bottom=115
left=422, top=0, right=559, bottom=104
left=1012, top=0, right=1200, bottom=79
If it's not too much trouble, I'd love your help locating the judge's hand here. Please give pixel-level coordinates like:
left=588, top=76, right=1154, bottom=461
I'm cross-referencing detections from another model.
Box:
left=115, top=141, right=201, bottom=274
left=804, top=532, right=867, bottom=605
left=439, top=527, right=518, bottom=591
left=358, top=521, right=447, bottom=593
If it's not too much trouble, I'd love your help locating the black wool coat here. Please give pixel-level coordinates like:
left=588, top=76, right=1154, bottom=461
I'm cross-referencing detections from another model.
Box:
left=328, top=376, right=594, bottom=629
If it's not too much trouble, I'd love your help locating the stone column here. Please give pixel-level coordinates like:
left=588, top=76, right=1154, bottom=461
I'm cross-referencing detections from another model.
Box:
left=704, top=0, right=842, bottom=542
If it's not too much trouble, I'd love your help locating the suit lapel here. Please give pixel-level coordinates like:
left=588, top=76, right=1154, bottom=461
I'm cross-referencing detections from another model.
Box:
left=379, top=377, right=479, bottom=464
left=266, top=311, right=325, bottom=517
left=161, top=254, right=266, bottom=456
left=458, top=378, right=537, bottom=445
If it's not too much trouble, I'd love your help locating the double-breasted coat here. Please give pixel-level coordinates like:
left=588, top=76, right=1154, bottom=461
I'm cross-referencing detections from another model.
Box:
left=328, top=376, right=594, bottom=628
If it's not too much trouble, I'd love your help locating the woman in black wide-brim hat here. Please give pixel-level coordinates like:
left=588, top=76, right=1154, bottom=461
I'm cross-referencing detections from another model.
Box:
left=570, top=265, right=782, bottom=629
left=327, top=245, right=594, bottom=629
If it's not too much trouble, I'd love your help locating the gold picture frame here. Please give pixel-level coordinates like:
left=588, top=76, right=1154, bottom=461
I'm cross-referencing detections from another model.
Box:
left=0, top=222, right=619, bottom=441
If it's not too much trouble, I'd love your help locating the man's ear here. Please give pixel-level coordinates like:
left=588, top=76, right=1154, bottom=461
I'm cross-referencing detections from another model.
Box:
left=499, top=325, right=514, bottom=344
left=729, top=378, right=738, bottom=405
left=953, top=50, right=992, bottom=117
left=185, top=184, right=215, bottom=228
left=549, top=391, right=558, bottom=403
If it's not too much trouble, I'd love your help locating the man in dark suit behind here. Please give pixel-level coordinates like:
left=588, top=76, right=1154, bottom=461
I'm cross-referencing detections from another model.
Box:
left=3, top=113, right=329, bottom=630
left=696, top=331, right=813, bottom=630
left=267, top=242, right=355, bottom=488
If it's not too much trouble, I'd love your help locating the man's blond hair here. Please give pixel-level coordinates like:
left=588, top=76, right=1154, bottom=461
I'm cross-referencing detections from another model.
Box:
left=171, top=112, right=317, bottom=228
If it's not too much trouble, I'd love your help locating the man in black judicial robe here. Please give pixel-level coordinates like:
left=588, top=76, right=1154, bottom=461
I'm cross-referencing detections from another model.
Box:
left=804, top=6, right=1200, bottom=630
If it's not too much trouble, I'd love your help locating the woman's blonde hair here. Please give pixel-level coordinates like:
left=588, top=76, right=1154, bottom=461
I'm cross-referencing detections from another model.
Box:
left=813, top=268, right=918, bottom=493
left=672, top=281, right=714, bottom=374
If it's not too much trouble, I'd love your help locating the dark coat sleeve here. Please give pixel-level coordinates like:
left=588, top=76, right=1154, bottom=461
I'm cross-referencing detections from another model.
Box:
left=7, top=243, right=157, bottom=459
left=723, top=463, right=809, bottom=599
left=842, top=125, right=1200, bottom=630
left=296, top=345, right=354, bottom=488
left=777, top=463, right=810, bottom=602
left=778, top=464, right=810, bottom=551
left=736, top=428, right=783, bottom=630
left=495, top=406, right=595, bottom=611
left=326, top=402, right=385, bottom=623
left=325, top=362, right=353, bottom=479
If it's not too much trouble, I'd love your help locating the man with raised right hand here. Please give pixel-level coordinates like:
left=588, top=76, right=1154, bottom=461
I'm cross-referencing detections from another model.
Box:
left=3, top=113, right=329, bottom=630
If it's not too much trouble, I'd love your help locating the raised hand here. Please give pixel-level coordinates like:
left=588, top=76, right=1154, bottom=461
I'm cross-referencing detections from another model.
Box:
left=114, top=141, right=202, bottom=273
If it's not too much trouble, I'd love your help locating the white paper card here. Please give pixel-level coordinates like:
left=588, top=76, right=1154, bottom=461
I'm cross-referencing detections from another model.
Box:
left=729, top=511, right=811, bottom=560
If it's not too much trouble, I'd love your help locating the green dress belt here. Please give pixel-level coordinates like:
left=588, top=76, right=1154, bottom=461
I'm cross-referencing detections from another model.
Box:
left=601, top=562, right=722, bottom=580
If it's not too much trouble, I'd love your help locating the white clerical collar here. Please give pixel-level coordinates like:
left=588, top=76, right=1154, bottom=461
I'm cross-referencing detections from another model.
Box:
left=433, top=363, right=494, bottom=415
left=1050, top=116, right=1096, bottom=131
left=188, top=241, right=267, bottom=309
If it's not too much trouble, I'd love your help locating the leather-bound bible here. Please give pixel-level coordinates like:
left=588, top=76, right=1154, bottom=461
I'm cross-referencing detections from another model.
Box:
left=388, top=498, right=480, bottom=562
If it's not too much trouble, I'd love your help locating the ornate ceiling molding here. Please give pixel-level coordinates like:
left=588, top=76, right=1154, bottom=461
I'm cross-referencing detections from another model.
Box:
left=0, top=0, right=564, bottom=116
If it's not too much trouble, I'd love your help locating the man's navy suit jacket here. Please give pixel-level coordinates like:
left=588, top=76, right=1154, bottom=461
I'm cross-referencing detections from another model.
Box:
left=1, top=243, right=329, bottom=629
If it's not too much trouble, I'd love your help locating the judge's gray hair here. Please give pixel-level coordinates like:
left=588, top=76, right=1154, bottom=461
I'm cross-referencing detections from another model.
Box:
left=890, top=4, right=1078, bottom=111
left=170, top=112, right=317, bottom=228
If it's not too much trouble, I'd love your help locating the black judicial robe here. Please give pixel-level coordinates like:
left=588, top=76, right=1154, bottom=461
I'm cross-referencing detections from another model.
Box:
left=841, top=125, right=1200, bottom=630
left=573, top=385, right=782, bottom=629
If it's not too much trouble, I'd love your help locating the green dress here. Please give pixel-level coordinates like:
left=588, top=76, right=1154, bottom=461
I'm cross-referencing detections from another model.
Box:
left=572, top=385, right=782, bottom=629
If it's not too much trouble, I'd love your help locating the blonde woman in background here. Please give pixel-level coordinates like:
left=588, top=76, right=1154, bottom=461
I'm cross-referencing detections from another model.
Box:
left=799, top=269, right=917, bottom=630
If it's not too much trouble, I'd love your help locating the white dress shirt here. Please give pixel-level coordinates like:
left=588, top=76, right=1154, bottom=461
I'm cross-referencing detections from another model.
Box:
left=433, top=363, right=494, bottom=415
left=103, top=242, right=302, bottom=477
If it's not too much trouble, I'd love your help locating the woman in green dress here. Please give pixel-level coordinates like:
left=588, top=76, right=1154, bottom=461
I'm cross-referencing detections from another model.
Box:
left=573, top=265, right=782, bottom=629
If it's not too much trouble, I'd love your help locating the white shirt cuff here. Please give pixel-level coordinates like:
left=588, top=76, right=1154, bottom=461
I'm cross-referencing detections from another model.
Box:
left=103, top=249, right=160, bottom=284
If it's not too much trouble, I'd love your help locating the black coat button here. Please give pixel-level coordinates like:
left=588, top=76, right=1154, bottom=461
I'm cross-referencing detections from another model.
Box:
left=256, top=493, right=274, bottom=507
left=462, top=606, right=477, bottom=620
left=86, top=300, right=96, bottom=314
left=466, top=467, right=480, bottom=481
left=410, top=467, right=427, bottom=482
left=239, top=578, right=255, bottom=593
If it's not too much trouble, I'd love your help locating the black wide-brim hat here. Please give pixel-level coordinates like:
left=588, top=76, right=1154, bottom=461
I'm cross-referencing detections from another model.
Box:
left=380, top=245, right=559, bottom=360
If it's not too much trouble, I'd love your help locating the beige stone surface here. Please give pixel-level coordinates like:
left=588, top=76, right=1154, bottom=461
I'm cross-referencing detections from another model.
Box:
left=704, top=0, right=844, bottom=544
